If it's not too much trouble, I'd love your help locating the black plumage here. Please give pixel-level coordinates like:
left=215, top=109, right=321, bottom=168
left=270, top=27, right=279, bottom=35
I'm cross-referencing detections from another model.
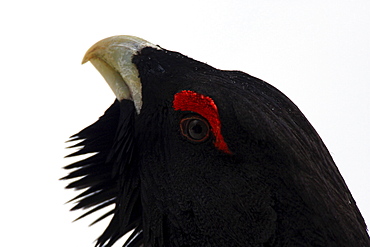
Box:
left=63, top=36, right=370, bottom=247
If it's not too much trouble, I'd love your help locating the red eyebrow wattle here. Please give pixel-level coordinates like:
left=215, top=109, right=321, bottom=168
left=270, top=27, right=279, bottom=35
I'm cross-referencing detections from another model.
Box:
left=173, top=90, right=232, bottom=154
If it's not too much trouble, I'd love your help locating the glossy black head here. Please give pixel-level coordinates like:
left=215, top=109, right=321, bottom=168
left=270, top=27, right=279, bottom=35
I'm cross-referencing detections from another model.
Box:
left=63, top=36, right=370, bottom=247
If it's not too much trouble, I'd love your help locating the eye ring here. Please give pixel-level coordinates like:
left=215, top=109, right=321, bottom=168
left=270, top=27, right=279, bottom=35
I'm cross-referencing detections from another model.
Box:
left=180, top=115, right=210, bottom=142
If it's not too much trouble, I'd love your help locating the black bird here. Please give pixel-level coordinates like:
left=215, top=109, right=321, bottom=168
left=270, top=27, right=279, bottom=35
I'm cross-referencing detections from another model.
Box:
left=63, top=36, right=370, bottom=247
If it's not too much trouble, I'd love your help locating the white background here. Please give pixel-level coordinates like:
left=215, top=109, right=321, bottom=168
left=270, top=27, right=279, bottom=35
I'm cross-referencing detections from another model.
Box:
left=1, top=1, right=369, bottom=246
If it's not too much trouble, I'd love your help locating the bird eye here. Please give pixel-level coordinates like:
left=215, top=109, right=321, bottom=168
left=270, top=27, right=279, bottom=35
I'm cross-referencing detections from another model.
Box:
left=180, top=116, right=210, bottom=142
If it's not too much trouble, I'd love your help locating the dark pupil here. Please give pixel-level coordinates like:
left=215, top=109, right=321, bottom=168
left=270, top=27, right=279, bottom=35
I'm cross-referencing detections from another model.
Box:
left=188, top=119, right=207, bottom=140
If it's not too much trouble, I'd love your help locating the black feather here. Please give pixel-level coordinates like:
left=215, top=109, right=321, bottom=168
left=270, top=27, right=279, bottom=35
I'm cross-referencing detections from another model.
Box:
left=64, top=46, right=370, bottom=247
left=63, top=100, right=143, bottom=247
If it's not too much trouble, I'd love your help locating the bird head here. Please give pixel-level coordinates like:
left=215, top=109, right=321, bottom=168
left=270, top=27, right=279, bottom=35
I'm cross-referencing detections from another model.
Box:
left=63, top=36, right=369, bottom=247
